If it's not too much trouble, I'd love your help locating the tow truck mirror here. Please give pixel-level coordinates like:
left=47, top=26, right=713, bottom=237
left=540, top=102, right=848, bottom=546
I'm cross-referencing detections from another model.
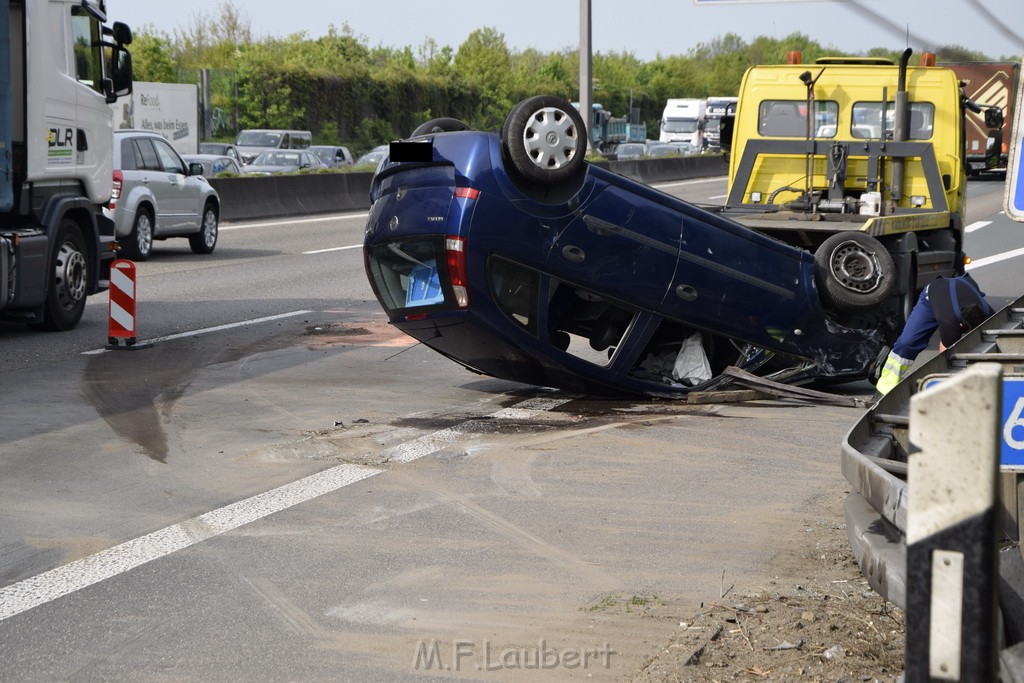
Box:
left=984, top=106, right=1004, bottom=130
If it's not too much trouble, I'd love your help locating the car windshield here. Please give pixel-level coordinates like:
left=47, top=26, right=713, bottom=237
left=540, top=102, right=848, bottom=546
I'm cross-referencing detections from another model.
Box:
left=311, top=148, right=333, bottom=162
left=254, top=151, right=300, bottom=166
left=236, top=131, right=282, bottom=146
left=200, top=143, right=226, bottom=154
left=619, top=144, right=644, bottom=155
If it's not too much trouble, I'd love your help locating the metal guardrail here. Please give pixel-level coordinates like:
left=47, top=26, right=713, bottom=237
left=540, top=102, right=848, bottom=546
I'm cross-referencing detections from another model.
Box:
left=842, top=294, right=1024, bottom=677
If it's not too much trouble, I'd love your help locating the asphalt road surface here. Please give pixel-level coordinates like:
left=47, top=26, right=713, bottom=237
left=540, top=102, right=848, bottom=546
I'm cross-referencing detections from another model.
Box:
left=0, top=176, right=1018, bottom=680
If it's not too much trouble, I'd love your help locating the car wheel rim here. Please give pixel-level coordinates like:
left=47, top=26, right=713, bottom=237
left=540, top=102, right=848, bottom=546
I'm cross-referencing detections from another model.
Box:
left=204, top=210, right=217, bottom=247
left=521, top=106, right=579, bottom=171
left=138, top=215, right=152, bottom=254
left=830, top=241, right=880, bottom=293
left=54, top=240, right=87, bottom=310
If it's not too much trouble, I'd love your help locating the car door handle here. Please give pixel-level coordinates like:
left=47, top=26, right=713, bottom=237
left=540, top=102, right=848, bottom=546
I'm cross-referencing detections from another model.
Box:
left=562, top=245, right=585, bottom=263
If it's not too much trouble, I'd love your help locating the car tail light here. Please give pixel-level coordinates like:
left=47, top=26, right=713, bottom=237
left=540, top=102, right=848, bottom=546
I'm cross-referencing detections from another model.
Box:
left=454, top=186, right=479, bottom=200
left=110, top=169, right=122, bottom=208
left=446, top=236, right=469, bottom=308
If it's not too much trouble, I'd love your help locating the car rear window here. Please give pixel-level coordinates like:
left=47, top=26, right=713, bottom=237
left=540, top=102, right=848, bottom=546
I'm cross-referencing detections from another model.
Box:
left=365, top=236, right=454, bottom=313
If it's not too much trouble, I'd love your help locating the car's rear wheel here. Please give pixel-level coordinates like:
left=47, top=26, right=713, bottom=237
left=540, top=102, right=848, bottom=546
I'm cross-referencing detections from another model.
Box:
left=122, top=208, right=153, bottom=261
left=189, top=202, right=218, bottom=254
left=31, top=219, right=88, bottom=331
left=502, top=96, right=587, bottom=184
left=410, top=118, right=471, bottom=137
left=813, top=231, right=895, bottom=312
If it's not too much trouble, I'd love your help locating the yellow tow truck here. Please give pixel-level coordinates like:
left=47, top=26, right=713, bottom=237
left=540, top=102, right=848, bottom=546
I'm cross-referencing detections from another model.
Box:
left=720, top=49, right=992, bottom=333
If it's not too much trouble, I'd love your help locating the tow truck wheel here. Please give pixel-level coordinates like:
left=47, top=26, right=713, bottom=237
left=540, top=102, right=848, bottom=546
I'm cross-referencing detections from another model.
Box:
left=503, top=96, right=587, bottom=184
left=813, top=232, right=895, bottom=312
left=410, top=117, right=471, bottom=137
left=32, top=219, right=88, bottom=332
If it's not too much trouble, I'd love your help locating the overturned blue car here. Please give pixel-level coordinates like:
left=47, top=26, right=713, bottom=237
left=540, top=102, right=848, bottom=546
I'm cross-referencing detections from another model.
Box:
left=363, top=96, right=887, bottom=397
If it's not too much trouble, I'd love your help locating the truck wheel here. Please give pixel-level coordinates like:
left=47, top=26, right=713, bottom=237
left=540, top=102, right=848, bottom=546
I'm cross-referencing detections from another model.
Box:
left=122, top=208, right=153, bottom=261
left=410, top=118, right=471, bottom=137
left=189, top=202, right=218, bottom=254
left=33, top=219, right=89, bottom=332
left=502, top=96, right=587, bottom=184
left=813, top=232, right=895, bottom=312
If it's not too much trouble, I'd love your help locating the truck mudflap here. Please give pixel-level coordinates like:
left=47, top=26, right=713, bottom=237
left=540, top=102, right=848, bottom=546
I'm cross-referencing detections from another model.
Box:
left=0, top=235, right=11, bottom=308
left=842, top=292, right=1024, bottom=628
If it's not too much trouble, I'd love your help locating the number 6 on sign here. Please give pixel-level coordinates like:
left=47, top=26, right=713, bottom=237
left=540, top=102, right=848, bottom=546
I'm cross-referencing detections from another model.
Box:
left=1005, top=395, right=1024, bottom=452
left=1002, top=380, right=1024, bottom=468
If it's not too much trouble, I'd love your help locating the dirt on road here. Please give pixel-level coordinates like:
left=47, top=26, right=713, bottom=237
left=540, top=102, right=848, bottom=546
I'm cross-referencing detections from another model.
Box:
left=633, top=492, right=905, bottom=682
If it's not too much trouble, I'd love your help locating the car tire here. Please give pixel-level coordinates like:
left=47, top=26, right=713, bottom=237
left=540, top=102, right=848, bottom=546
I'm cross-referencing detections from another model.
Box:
left=31, top=219, right=88, bottom=331
left=122, top=207, right=154, bottom=261
left=813, top=232, right=896, bottom=312
left=189, top=202, right=218, bottom=254
left=502, top=96, right=587, bottom=184
left=410, top=117, right=472, bottom=137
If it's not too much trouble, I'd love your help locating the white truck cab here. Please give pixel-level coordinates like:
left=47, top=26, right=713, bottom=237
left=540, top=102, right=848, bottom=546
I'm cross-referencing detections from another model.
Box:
left=0, top=0, right=133, bottom=330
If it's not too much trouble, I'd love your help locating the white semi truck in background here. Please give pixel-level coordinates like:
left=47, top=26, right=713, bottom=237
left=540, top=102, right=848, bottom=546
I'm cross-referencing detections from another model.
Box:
left=704, top=96, right=738, bottom=152
left=0, top=0, right=132, bottom=330
left=659, top=98, right=706, bottom=148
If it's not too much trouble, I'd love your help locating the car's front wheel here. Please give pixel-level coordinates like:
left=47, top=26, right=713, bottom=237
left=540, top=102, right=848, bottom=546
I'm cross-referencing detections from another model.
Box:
left=502, top=96, right=588, bottom=184
left=122, top=208, right=154, bottom=261
left=189, top=202, right=218, bottom=254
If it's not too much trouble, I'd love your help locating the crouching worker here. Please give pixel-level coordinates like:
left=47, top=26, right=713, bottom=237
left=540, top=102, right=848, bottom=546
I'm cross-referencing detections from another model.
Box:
left=875, top=273, right=994, bottom=396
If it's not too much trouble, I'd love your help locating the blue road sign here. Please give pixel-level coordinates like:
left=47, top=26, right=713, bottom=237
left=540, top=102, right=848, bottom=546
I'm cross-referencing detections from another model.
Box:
left=923, top=376, right=1024, bottom=469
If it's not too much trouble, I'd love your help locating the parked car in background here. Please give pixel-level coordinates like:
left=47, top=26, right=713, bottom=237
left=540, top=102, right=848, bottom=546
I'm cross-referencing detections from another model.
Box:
left=234, top=129, right=312, bottom=164
left=355, top=144, right=389, bottom=167
left=614, top=142, right=647, bottom=160
left=106, top=130, right=220, bottom=261
left=309, top=145, right=354, bottom=168
left=242, top=150, right=327, bottom=175
left=182, top=154, right=243, bottom=177
left=646, top=141, right=695, bottom=157
left=198, top=142, right=241, bottom=164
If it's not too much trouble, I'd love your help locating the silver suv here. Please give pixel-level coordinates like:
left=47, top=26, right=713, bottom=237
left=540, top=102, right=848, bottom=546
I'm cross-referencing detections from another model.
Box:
left=105, top=130, right=220, bottom=260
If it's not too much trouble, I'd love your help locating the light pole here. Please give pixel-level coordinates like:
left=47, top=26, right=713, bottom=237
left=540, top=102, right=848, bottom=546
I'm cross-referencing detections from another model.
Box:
left=579, top=0, right=592, bottom=147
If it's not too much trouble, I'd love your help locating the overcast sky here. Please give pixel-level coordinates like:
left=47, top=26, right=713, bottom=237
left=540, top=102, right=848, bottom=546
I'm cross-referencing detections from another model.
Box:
left=110, top=0, right=1024, bottom=62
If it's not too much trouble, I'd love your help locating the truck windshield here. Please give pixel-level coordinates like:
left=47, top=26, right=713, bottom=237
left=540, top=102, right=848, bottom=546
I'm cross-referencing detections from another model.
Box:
left=851, top=102, right=935, bottom=140
left=662, top=120, right=699, bottom=134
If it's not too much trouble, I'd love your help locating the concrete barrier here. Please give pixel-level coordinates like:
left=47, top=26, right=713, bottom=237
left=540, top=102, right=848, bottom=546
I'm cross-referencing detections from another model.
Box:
left=211, top=154, right=728, bottom=222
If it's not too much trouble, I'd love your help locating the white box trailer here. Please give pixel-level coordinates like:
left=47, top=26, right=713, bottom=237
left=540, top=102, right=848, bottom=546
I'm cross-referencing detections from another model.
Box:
left=112, top=82, right=199, bottom=155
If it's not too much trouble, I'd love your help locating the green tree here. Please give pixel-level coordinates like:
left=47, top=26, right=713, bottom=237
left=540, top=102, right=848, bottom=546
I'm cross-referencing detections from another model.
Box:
left=129, top=28, right=177, bottom=82
left=453, top=27, right=513, bottom=129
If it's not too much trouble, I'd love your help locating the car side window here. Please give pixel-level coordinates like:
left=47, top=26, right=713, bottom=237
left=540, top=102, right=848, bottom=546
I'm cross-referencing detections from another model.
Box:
left=281, top=134, right=290, bottom=149
left=133, top=138, right=161, bottom=171
left=120, top=141, right=138, bottom=170
left=152, top=139, right=185, bottom=174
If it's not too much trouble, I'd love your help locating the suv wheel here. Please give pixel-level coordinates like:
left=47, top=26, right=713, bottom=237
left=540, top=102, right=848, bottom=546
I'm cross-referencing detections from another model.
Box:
left=122, top=208, right=154, bottom=261
left=189, top=203, right=218, bottom=254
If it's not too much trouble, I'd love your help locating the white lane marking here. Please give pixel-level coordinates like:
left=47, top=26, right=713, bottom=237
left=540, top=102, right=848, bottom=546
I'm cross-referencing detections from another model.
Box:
left=304, top=244, right=362, bottom=255
left=221, top=213, right=369, bottom=230
left=81, top=310, right=313, bottom=355
left=0, top=464, right=381, bottom=622
left=966, top=220, right=992, bottom=233
left=0, top=394, right=571, bottom=621
left=652, top=176, right=727, bottom=189
left=385, top=396, right=572, bottom=463
left=966, top=247, right=1024, bottom=270
left=707, top=194, right=728, bottom=200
